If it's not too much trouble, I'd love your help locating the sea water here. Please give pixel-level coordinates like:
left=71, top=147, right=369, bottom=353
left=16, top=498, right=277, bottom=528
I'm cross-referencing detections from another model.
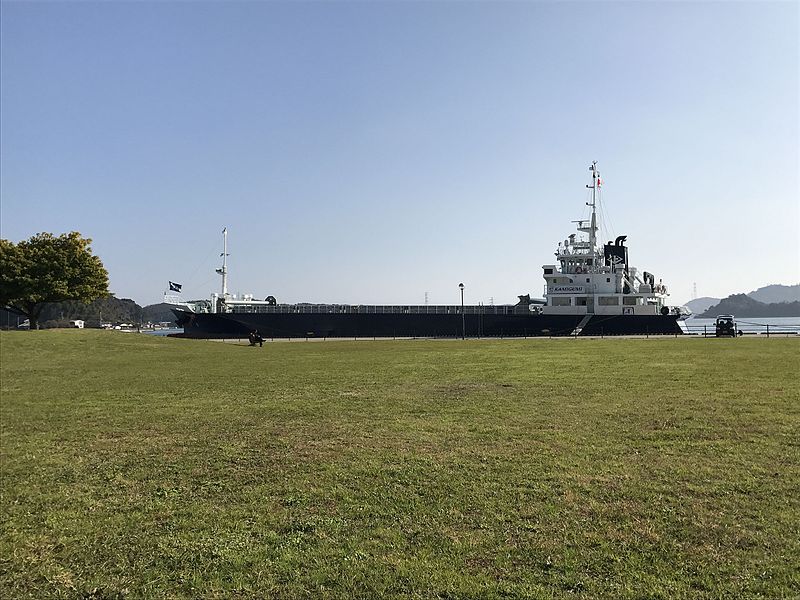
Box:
left=684, top=316, right=800, bottom=335
left=141, top=328, right=184, bottom=336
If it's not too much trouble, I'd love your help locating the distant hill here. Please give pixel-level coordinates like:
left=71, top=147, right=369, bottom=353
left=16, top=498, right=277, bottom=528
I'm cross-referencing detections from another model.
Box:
left=698, top=294, right=800, bottom=318
left=143, top=303, right=178, bottom=324
left=1, top=297, right=178, bottom=329
left=37, top=296, right=143, bottom=328
left=747, top=284, right=800, bottom=304
left=684, top=284, right=798, bottom=315
left=685, top=296, right=720, bottom=315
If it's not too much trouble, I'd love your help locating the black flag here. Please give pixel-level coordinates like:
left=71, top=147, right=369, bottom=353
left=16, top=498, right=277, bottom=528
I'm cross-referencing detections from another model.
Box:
left=169, top=281, right=182, bottom=293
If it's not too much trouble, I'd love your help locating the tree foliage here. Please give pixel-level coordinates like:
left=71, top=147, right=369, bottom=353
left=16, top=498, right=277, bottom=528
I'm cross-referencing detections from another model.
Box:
left=0, top=232, right=109, bottom=329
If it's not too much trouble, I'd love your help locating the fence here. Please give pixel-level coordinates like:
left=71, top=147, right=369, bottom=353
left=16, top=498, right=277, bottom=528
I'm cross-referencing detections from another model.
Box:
left=683, top=320, right=800, bottom=338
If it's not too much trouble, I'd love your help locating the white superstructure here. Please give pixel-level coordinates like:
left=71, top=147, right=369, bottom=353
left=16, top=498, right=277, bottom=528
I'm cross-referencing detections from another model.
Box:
left=541, top=162, right=686, bottom=318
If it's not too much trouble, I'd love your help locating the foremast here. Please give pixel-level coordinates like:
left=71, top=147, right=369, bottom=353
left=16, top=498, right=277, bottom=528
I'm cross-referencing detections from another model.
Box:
left=215, top=227, right=229, bottom=297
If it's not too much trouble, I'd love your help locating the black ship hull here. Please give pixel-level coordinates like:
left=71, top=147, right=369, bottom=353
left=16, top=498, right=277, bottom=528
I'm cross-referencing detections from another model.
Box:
left=172, top=309, right=685, bottom=338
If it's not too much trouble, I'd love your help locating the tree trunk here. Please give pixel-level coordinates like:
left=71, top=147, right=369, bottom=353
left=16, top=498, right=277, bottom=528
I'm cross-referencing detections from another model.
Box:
left=18, top=302, right=43, bottom=330
left=31, top=304, right=44, bottom=330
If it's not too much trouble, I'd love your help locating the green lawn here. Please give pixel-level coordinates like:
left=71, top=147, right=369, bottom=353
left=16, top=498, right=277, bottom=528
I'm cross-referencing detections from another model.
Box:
left=1, top=331, right=798, bottom=599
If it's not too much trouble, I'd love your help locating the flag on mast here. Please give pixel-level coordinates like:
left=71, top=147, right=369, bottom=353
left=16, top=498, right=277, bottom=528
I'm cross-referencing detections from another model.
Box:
left=169, top=281, right=182, bottom=293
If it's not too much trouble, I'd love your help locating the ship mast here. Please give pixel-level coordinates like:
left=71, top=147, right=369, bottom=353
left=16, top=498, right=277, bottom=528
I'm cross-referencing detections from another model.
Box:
left=216, top=227, right=229, bottom=296
left=586, top=161, right=599, bottom=254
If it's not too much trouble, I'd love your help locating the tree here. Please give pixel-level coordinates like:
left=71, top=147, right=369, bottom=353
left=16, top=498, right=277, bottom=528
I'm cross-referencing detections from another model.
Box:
left=0, top=232, right=109, bottom=330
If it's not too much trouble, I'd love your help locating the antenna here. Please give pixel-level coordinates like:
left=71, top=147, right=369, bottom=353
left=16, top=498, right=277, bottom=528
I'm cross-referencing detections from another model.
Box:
left=424, top=291, right=429, bottom=305
left=692, top=282, right=697, bottom=300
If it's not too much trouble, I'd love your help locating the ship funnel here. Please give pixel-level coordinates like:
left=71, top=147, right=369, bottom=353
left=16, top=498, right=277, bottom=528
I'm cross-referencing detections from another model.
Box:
left=615, top=235, right=627, bottom=246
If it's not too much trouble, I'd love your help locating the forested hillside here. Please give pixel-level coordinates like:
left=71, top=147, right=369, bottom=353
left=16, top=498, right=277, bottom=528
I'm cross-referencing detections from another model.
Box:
left=698, top=294, right=800, bottom=318
left=1, top=298, right=177, bottom=329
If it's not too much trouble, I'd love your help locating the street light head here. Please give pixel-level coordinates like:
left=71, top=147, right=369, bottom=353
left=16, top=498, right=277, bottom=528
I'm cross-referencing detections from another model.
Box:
left=458, top=283, right=464, bottom=290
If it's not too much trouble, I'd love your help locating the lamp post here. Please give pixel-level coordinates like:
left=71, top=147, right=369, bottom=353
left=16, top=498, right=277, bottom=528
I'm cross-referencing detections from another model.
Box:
left=458, top=282, right=465, bottom=339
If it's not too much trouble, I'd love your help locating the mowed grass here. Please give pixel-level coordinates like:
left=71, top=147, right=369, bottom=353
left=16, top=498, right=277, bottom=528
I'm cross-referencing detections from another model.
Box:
left=1, top=331, right=798, bottom=599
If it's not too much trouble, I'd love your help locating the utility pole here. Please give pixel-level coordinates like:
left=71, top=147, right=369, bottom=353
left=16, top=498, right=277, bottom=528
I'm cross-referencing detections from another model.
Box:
left=458, top=283, right=465, bottom=340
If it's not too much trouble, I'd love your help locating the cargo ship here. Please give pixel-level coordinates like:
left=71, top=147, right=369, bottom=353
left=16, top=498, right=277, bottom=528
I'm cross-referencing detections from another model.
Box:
left=168, top=162, right=690, bottom=338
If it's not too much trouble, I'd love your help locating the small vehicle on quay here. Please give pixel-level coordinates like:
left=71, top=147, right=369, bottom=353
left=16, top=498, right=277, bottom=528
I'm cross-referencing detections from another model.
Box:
left=715, top=315, right=742, bottom=337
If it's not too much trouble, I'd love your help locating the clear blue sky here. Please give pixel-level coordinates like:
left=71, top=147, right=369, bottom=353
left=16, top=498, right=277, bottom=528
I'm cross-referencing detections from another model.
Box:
left=2, top=1, right=797, bottom=307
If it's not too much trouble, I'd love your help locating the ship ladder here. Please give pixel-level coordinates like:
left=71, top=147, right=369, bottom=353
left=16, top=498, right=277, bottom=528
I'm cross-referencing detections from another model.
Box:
left=571, top=315, right=592, bottom=337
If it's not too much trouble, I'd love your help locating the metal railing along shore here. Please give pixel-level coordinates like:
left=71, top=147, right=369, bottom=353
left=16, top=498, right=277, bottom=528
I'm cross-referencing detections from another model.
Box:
left=683, top=320, right=800, bottom=337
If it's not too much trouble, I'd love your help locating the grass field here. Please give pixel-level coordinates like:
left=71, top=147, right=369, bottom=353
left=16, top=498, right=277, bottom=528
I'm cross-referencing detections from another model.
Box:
left=1, top=331, right=798, bottom=599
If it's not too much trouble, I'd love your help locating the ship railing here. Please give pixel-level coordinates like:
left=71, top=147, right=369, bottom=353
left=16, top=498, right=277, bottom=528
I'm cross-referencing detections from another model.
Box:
left=227, top=304, right=529, bottom=315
